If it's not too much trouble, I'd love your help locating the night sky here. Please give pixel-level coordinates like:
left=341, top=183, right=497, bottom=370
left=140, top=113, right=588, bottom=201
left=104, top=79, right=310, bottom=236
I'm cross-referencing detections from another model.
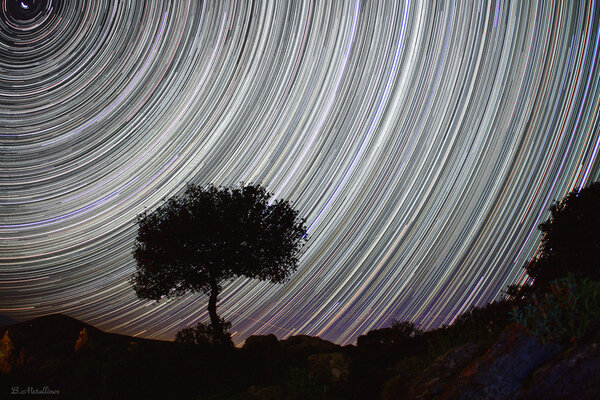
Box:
left=1, top=0, right=599, bottom=345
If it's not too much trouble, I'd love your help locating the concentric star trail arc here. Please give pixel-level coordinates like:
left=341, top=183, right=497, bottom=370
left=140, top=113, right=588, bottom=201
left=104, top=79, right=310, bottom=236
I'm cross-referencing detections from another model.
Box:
left=1, top=0, right=599, bottom=345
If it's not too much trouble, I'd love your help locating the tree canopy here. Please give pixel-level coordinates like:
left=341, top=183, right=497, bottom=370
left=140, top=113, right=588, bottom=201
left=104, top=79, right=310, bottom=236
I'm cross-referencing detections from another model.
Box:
left=131, top=184, right=308, bottom=344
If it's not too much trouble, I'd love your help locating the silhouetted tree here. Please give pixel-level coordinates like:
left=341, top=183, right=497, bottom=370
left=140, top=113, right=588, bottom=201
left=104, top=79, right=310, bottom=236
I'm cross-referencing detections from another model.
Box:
left=520, top=182, right=600, bottom=293
left=131, top=184, right=308, bottom=345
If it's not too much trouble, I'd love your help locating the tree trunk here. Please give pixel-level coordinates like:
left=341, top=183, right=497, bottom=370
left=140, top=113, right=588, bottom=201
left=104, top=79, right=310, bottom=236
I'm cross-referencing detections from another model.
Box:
left=207, top=274, right=233, bottom=346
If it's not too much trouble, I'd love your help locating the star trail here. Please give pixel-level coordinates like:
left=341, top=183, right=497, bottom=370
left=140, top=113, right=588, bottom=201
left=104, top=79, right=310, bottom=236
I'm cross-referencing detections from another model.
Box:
left=1, top=0, right=600, bottom=345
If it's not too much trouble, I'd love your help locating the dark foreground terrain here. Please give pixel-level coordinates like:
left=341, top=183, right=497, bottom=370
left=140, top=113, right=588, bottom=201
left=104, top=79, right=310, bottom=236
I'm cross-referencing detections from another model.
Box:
left=1, top=312, right=599, bottom=400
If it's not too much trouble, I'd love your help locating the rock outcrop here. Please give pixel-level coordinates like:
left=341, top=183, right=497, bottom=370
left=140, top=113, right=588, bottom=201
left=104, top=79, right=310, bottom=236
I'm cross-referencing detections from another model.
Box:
left=402, top=325, right=600, bottom=400
left=281, top=334, right=340, bottom=354
left=308, top=352, right=351, bottom=386
left=514, top=333, right=600, bottom=400
left=448, top=326, right=564, bottom=400
left=243, top=334, right=280, bottom=352
left=404, top=342, right=481, bottom=399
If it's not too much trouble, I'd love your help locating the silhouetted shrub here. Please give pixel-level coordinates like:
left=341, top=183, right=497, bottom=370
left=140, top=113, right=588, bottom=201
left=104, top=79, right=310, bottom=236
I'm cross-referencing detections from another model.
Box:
left=175, top=319, right=232, bottom=346
left=390, top=320, right=423, bottom=337
left=510, top=275, right=600, bottom=344
left=421, top=300, right=514, bottom=359
left=452, top=300, right=513, bottom=336
left=357, top=320, right=421, bottom=348
left=522, top=182, right=600, bottom=293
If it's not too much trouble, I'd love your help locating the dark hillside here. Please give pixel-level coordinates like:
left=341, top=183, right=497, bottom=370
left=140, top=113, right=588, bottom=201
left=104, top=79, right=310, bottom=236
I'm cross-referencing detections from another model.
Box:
left=2, top=309, right=599, bottom=399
